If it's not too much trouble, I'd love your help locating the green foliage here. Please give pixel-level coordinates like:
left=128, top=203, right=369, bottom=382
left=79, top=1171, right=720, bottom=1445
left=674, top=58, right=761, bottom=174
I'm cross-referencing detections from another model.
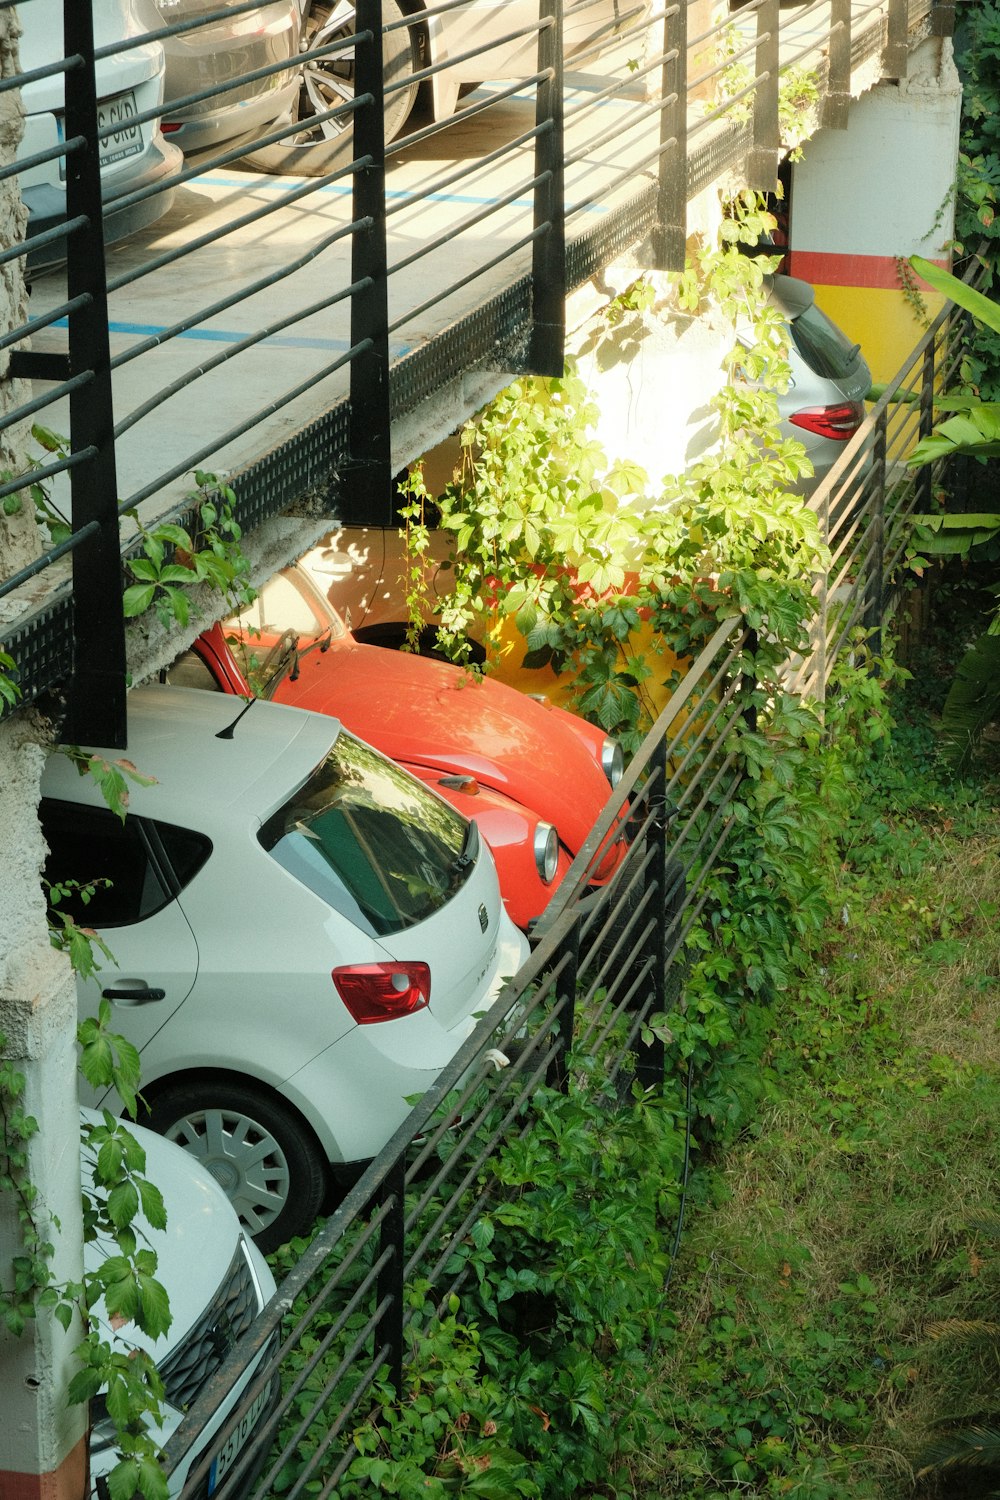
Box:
left=271, top=1047, right=690, bottom=1499
left=121, top=471, right=255, bottom=629
left=402, top=219, right=822, bottom=753
left=61, top=746, right=158, bottom=821
left=0, top=646, right=19, bottom=711
left=1, top=747, right=172, bottom=1498
left=0, top=1006, right=171, bottom=1500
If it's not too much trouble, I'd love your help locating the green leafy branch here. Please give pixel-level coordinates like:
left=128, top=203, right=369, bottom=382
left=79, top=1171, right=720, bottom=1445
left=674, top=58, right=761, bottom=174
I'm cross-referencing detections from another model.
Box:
left=122, top=471, right=255, bottom=629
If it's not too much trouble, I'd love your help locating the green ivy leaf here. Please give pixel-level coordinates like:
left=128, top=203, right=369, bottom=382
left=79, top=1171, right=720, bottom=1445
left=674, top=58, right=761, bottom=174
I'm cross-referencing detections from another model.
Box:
left=122, top=584, right=157, bottom=618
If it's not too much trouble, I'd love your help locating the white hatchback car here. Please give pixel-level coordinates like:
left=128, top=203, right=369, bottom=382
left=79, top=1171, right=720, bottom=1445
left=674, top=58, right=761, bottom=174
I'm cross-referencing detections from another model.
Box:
left=85, top=1110, right=277, bottom=1497
left=42, top=687, right=528, bottom=1251
left=17, top=0, right=182, bottom=273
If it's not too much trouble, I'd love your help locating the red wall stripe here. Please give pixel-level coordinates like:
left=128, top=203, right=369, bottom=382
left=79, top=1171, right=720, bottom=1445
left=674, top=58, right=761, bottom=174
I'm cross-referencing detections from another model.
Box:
left=788, top=249, right=950, bottom=290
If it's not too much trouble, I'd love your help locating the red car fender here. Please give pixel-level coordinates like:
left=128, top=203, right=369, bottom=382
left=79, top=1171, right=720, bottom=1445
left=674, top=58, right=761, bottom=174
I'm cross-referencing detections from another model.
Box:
left=400, top=763, right=573, bottom=932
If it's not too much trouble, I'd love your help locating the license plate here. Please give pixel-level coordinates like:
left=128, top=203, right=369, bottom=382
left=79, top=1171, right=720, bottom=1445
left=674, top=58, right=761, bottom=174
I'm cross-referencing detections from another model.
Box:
left=207, top=1383, right=270, bottom=1495
left=97, top=90, right=143, bottom=169
left=59, top=90, right=144, bottom=177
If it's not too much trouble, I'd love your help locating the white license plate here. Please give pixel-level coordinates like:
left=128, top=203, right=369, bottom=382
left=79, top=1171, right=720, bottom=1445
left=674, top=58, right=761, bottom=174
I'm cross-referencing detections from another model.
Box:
left=97, top=90, right=143, bottom=169
left=207, top=1383, right=270, bottom=1496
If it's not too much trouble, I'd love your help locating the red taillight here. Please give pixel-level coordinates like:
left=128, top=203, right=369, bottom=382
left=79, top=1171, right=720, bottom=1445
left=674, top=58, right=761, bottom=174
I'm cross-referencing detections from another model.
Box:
left=332, top=962, right=431, bottom=1024
left=788, top=401, right=864, bottom=441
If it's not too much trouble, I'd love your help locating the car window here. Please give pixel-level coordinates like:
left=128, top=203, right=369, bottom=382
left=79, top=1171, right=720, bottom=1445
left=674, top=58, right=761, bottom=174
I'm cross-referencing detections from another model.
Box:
left=40, top=801, right=211, bottom=928
left=165, top=650, right=223, bottom=692
left=236, top=572, right=335, bottom=639
left=788, top=304, right=862, bottom=382
left=259, top=734, right=474, bottom=938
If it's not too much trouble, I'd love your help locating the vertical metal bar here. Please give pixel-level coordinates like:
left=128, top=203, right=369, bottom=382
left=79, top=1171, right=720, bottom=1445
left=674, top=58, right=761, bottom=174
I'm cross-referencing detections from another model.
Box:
left=529, top=0, right=565, bottom=375
left=916, top=341, right=935, bottom=515
left=933, top=0, right=956, bottom=37
left=375, top=1156, right=406, bottom=1396
left=746, top=0, right=779, bottom=192
left=634, top=740, right=667, bottom=1092
left=822, top=0, right=852, bottom=130
left=651, top=0, right=687, bottom=271
left=346, top=0, right=394, bottom=525
left=883, top=0, right=909, bottom=79
left=741, top=627, right=759, bottom=736
left=815, top=486, right=829, bottom=704
left=864, top=410, right=887, bottom=661
left=62, top=0, right=127, bottom=748
left=546, top=917, right=579, bottom=1092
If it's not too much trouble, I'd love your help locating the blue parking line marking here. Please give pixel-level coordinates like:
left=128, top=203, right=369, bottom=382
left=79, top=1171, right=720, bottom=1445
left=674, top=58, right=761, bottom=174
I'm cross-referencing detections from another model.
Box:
left=35, top=316, right=411, bottom=356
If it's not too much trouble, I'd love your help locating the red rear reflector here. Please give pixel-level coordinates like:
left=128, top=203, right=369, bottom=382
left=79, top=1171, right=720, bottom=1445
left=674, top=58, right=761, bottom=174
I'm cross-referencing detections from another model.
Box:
left=161, top=122, right=182, bottom=134
left=788, top=401, right=864, bottom=441
left=332, top=962, right=431, bottom=1024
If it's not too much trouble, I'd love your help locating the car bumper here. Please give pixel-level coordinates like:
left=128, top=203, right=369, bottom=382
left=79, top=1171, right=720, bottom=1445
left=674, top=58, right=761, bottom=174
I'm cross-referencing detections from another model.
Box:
left=23, top=134, right=181, bottom=275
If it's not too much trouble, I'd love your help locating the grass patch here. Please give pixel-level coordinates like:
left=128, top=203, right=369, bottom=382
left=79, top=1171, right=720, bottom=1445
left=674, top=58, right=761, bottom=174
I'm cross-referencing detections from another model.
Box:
left=626, top=647, right=1000, bottom=1499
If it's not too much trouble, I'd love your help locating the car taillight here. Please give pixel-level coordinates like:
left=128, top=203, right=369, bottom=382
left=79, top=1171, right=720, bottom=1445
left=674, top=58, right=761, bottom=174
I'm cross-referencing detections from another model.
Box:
left=332, top=962, right=431, bottom=1024
left=788, top=401, right=864, bottom=441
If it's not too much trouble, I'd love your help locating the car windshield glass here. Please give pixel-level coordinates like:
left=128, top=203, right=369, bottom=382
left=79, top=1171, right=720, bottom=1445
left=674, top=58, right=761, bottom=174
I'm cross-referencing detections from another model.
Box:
left=788, top=304, right=862, bottom=381
left=258, top=734, right=474, bottom=937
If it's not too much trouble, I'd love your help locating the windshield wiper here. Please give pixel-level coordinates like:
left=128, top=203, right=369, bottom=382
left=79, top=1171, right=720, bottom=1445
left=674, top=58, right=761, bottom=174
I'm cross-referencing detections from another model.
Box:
left=452, top=819, right=479, bottom=872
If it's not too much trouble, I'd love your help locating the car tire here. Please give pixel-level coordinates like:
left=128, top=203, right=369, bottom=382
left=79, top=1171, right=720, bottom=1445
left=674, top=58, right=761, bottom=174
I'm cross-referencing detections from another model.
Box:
left=239, top=0, right=419, bottom=177
left=143, top=1078, right=328, bottom=1254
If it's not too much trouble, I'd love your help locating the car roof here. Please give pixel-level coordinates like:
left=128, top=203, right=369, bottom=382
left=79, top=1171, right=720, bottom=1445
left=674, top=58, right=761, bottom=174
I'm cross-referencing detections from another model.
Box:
left=42, top=684, right=341, bottom=821
left=765, top=273, right=815, bottom=322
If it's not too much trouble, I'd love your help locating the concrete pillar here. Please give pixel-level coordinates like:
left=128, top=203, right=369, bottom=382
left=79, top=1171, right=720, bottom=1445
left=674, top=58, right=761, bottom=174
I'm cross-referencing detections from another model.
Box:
left=0, top=769, right=87, bottom=1499
left=787, top=37, right=962, bottom=384
left=0, top=10, right=88, bottom=1499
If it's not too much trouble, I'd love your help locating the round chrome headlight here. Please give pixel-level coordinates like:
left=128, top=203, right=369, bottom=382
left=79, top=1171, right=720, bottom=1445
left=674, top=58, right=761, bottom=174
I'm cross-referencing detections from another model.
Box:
left=601, top=738, right=624, bottom=787
left=533, top=822, right=559, bottom=884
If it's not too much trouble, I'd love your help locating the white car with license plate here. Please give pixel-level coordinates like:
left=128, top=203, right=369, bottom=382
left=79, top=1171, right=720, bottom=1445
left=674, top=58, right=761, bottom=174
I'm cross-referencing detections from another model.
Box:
left=16, top=0, right=181, bottom=274
left=43, top=687, right=528, bottom=1252
left=85, top=1109, right=277, bottom=1498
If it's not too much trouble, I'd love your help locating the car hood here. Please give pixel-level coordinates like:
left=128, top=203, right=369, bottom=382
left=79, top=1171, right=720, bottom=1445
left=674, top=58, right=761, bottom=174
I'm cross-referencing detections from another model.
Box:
left=81, top=1109, right=253, bottom=1362
left=275, top=641, right=614, bottom=857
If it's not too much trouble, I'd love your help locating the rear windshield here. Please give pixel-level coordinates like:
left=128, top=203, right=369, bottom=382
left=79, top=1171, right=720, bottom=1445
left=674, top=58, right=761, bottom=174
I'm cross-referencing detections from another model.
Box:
left=788, top=303, right=863, bottom=381
left=258, top=734, right=475, bottom=938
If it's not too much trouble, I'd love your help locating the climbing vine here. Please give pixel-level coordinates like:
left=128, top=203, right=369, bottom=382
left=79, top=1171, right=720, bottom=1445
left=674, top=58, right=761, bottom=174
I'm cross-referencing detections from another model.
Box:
left=401, top=197, right=823, bottom=751
left=0, top=746, right=173, bottom=1500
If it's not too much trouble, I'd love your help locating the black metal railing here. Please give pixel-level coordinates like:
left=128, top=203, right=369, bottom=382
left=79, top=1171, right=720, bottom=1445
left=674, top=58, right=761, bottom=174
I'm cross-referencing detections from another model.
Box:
left=154, top=243, right=988, bottom=1500
left=0, top=0, right=945, bottom=747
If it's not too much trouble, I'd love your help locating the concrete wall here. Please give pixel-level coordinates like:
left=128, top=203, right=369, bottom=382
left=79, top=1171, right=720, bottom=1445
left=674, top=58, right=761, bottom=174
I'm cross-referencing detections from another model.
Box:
left=788, top=37, right=962, bottom=385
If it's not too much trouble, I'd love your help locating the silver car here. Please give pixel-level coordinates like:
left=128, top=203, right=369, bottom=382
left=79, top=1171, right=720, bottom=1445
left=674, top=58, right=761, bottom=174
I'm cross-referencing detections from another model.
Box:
left=767, top=273, right=872, bottom=494
left=151, top=0, right=301, bottom=156
left=17, top=0, right=182, bottom=273
left=238, top=0, right=647, bottom=175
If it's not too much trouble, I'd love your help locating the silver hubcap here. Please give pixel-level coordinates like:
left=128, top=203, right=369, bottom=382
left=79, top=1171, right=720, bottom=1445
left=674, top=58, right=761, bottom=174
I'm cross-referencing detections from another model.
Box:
left=299, top=2, right=357, bottom=143
left=165, top=1107, right=292, bottom=1236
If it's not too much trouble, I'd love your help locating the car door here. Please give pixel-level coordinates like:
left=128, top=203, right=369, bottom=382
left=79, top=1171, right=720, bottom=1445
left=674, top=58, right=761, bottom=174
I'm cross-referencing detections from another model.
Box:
left=40, top=799, right=201, bottom=1098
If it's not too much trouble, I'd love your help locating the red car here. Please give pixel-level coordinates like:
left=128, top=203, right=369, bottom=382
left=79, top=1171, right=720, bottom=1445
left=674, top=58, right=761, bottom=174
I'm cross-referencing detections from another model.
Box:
left=167, top=566, right=627, bottom=932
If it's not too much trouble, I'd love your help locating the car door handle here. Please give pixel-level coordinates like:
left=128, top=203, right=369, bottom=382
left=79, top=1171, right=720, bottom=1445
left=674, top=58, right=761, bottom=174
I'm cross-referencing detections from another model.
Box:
left=100, top=982, right=166, bottom=1005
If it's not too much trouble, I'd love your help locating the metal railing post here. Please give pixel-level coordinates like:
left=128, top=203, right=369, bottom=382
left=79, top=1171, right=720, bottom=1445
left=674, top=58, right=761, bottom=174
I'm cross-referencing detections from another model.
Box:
left=634, top=738, right=668, bottom=1091
left=547, top=916, right=580, bottom=1092
left=62, top=0, right=127, bottom=748
left=884, top=0, right=909, bottom=79
left=530, top=0, right=566, bottom=375
left=916, top=341, right=936, bottom=515
left=346, top=0, right=394, bottom=525
left=651, top=0, right=687, bottom=271
left=375, top=1155, right=406, bottom=1397
left=746, top=0, right=779, bottom=192
left=822, top=0, right=852, bottom=130
left=864, top=409, right=887, bottom=661
left=933, top=0, right=956, bottom=37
